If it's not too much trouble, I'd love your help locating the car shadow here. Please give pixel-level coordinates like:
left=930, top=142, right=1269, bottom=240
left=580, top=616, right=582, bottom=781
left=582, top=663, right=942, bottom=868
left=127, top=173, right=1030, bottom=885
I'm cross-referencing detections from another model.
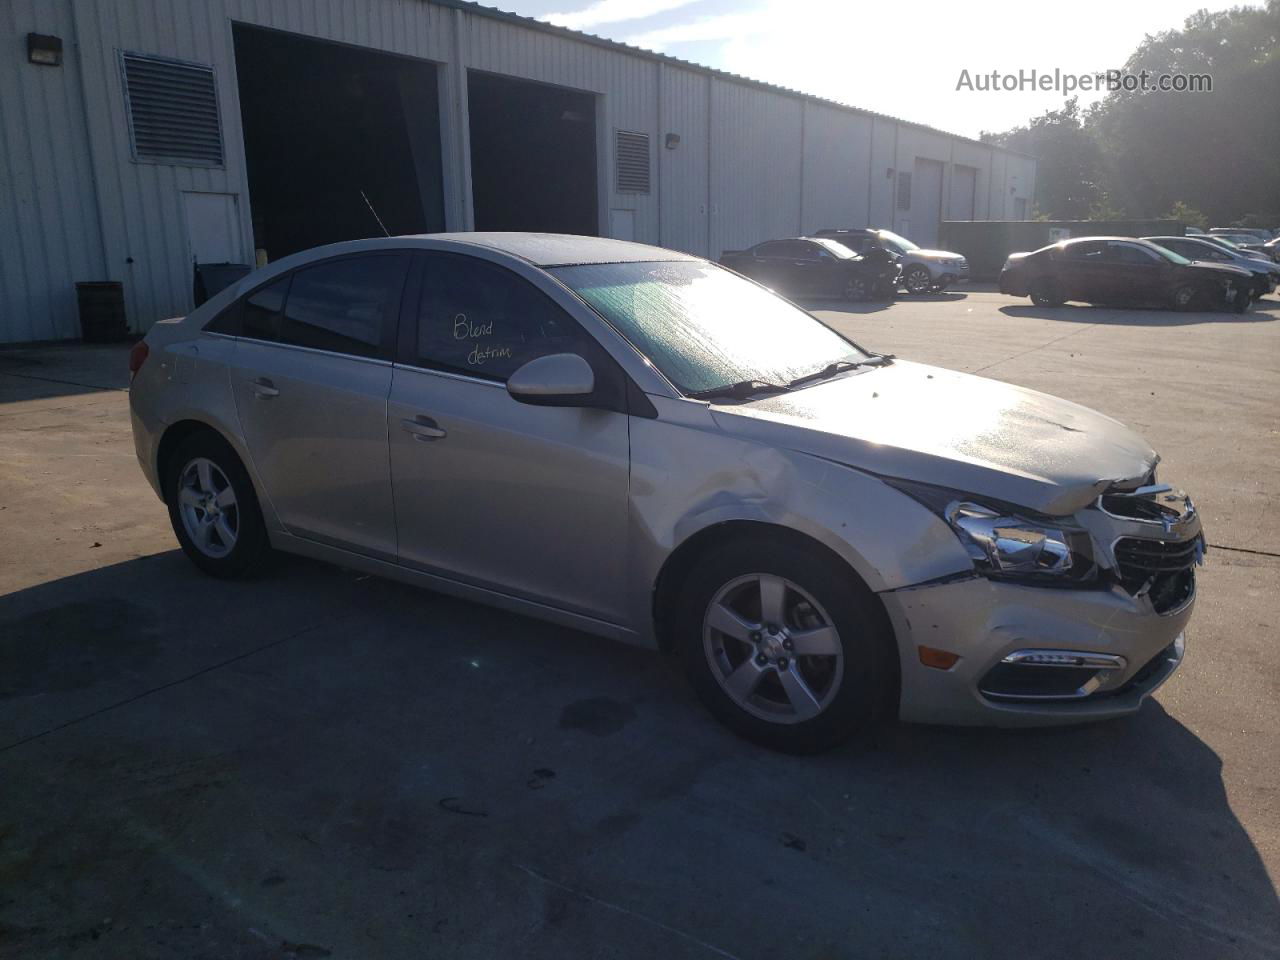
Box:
left=898, top=290, right=969, bottom=303
left=796, top=296, right=897, bottom=315
left=1000, top=302, right=1277, bottom=326
left=2, top=552, right=1278, bottom=958
left=0, top=342, right=133, bottom=404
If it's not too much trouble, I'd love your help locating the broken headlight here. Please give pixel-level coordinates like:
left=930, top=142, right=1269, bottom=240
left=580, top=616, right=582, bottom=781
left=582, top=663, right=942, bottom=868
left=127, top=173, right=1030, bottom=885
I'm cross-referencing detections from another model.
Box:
left=888, top=480, right=1095, bottom=584
left=946, top=502, right=1074, bottom=578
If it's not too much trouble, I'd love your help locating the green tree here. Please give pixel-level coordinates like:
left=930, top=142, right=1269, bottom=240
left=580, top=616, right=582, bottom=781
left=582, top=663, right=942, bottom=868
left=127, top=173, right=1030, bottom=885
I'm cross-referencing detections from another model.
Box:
left=1162, top=201, right=1209, bottom=229
left=982, top=98, right=1106, bottom=220
left=986, top=1, right=1280, bottom=225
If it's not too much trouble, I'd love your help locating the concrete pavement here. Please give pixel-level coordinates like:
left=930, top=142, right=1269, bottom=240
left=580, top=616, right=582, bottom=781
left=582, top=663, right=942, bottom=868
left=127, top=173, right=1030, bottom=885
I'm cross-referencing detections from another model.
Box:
left=1, top=291, right=1277, bottom=959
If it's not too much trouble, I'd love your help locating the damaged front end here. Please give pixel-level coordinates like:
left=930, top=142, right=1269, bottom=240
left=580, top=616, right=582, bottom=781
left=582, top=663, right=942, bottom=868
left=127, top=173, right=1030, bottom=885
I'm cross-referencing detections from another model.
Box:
left=884, top=467, right=1204, bottom=725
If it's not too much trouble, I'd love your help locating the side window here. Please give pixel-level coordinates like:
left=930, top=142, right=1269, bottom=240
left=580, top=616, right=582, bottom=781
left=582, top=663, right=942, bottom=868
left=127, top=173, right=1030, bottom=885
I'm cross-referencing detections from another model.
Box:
left=414, top=254, right=594, bottom=382
left=242, top=276, right=290, bottom=341
left=1064, top=241, right=1106, bottom=261
left=754, top=241, right=791, bottom=259
left=797, top=242, right=826, bottom=261
left=1110, top=243, right=1158, bottom=265
left=279, top=255, right=407, bottom=358
left=204, top=299, right=242, bottom=336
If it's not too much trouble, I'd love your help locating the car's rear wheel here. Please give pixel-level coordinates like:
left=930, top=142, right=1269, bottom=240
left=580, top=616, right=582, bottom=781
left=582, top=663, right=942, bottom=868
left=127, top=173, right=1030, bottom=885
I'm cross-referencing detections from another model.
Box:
left=1232, top=288, right=1253, bottom=314
left=1172, top=284, right=1199, bottom=311
left=676, top=537, right=894, bottom=753
left=842, top=275, right=870, bottom=302
left=1028, top=279, right=1064, bottom=307
left=164, top=430, right=271, bottom=578
left=903, top=266, right=933, bottom=295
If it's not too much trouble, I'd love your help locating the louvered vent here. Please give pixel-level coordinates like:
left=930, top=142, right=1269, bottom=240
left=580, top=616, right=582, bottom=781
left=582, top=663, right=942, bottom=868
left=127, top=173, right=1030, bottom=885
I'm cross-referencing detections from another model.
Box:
left=615, top=130, right=650, bottom=194
left=896, top=171, right=912, bottom=210
left=121, top=53, right=223, bottom=165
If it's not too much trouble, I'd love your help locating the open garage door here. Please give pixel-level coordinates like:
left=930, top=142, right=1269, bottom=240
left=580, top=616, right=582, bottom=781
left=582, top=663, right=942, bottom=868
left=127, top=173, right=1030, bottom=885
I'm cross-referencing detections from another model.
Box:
left=467, top=72, right=598, bottom=236
left=912, top=158, right=944, bottom=247
left=232, top=25, right=445, bottom=262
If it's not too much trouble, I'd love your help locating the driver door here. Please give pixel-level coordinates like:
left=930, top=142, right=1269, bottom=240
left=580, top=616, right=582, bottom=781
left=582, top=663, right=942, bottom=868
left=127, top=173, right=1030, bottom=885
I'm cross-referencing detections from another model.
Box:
left=387, top=252, right=632, bottom=622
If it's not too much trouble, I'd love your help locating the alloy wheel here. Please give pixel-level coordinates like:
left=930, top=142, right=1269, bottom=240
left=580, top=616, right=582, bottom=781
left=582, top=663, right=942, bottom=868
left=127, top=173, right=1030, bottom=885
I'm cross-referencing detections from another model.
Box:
left=177, top=457, right=239, bottom=558
left=702, top=573, right=844, bottom=724
left=904, top=267, right=932, bottom=294
left=844, top=277, right=869, bottom=301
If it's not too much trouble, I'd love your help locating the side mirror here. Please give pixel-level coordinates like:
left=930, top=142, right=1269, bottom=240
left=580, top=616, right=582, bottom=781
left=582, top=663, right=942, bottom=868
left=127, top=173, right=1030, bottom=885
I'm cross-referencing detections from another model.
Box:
left=506, top=353, right=595, bottom=406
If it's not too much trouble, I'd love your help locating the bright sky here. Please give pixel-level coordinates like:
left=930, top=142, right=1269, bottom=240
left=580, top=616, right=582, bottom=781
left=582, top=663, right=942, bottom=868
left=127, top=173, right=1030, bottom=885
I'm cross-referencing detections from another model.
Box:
left=496, top=0, right=1257, bottom=138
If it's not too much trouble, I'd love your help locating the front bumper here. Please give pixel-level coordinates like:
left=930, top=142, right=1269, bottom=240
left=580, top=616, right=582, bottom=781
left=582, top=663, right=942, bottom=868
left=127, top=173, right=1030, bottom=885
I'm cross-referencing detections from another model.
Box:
left=882, top=574, right=1193, bottom=726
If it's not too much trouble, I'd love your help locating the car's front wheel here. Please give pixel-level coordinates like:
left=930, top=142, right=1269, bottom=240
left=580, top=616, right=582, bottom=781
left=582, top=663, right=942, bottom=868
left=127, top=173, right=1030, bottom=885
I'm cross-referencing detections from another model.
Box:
left=902, top=266, right=933, bottom=295
left=676, top=537, right=895, bottom=753
left=1172, top=283, right=1199, bottom=311
left=1029, top=279, right=1064, bottom=307
left=164, top=430, right=271, bottom=578
left=842, top=275, right=871, bottom=302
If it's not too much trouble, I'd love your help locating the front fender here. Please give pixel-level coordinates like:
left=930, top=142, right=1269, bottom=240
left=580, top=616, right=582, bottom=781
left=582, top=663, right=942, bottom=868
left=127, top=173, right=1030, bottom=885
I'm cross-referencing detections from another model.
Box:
left=626, top=397, right=973, bottom=642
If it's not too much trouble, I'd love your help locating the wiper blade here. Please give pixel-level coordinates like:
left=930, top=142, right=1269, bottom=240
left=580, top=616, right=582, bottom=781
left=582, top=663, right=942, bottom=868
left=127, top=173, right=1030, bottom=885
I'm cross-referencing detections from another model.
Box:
left=861, top=353, right=896, bottom=366
left=787, top=359, right=864, bottom=388
left=688, top=379, right=791, bottom=402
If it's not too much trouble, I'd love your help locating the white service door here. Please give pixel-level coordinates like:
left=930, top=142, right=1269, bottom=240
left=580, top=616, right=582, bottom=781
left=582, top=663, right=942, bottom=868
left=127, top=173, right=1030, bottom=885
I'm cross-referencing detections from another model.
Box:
left=182, top=192, right=242, bottom=264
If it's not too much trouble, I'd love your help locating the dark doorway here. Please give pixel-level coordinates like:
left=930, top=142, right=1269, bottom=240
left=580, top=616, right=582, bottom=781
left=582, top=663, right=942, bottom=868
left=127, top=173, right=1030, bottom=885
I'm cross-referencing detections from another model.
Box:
left=232, top=25, right=445, bottom=261
left=467, top=71, right=598, bottom=235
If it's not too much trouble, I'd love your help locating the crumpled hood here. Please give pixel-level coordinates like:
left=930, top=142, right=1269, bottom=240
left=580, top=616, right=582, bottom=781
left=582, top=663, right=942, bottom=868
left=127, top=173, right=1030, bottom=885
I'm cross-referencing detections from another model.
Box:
left=710, top=360, right=1157, bottom=516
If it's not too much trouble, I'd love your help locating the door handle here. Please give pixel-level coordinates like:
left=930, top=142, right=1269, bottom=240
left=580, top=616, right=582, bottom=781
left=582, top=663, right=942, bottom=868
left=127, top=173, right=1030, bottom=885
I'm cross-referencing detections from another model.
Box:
left=401, top=415, right=447, bottom=441
left=250, top=377, right=279, bottom=399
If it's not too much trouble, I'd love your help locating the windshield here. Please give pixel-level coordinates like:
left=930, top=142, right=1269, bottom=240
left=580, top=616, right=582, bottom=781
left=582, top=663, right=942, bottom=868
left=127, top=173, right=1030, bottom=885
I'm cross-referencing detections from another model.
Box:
left=552, top=260, right=870, bottom=395
left=1145, top=243, right=1191, bottom=266
left=811, top=237, right=856, bottom=259
left=875, top=229, right=920, bottom=255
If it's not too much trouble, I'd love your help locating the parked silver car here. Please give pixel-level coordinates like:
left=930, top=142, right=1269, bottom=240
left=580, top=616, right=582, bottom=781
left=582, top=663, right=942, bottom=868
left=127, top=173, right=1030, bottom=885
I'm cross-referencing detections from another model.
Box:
left=129, top=234, right=1202, bottom=752
left=816, top=228, right=969, bottom=294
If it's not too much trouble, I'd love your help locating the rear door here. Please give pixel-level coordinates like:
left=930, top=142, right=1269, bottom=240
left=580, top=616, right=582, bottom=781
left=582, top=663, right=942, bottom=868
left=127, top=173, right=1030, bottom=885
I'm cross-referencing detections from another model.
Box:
left=1056, top=240, right=1111, bottom=301
left=228, top=253, right=408, bottom=559
left=387, top=251, right=632, bottom=622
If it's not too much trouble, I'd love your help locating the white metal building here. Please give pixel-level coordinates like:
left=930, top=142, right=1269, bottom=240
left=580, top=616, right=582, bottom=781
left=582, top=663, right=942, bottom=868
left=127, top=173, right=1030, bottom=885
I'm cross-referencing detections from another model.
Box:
left=1, top=0, right=1036, bottom=343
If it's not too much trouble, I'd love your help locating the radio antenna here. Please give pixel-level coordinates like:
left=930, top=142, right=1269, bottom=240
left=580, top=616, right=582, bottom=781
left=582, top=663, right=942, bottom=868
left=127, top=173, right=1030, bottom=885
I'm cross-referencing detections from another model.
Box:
left=360, top=189, right=391, bottom=237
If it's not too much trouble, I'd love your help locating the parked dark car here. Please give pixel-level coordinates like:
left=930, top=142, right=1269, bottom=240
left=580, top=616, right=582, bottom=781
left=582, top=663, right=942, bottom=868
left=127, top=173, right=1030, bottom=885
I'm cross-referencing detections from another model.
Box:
left=999, top=237, right=1255, bottom=312
left=718, top=237, right=898, bottom=301
left=1144, top=236, right=1279, bottom=299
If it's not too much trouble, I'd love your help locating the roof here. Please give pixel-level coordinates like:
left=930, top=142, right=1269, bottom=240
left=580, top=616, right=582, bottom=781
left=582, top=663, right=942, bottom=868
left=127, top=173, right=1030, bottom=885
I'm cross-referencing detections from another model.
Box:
left=423, top=232, right=697, bottom=265
left=427, top=0, right=1036, bottom=159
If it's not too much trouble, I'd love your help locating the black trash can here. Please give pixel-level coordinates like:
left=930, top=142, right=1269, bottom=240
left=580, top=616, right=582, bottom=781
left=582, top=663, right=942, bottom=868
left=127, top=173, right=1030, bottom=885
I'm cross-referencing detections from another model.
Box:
left=74, top=281, right=128, bottom=343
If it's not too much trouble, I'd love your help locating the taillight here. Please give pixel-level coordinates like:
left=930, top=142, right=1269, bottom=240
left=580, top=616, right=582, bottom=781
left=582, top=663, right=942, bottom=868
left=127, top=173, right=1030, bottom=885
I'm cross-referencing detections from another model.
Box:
left=128, top=340, right=150, bottom=379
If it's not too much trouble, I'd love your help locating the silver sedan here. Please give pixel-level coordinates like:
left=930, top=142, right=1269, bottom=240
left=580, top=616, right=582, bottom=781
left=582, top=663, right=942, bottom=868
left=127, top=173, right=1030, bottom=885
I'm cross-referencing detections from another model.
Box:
left=128, top=233, right=1202, bottom=752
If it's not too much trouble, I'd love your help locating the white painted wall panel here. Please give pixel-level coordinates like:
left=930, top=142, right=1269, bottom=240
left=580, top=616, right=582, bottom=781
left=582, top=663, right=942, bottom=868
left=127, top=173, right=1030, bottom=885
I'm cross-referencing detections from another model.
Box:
left=800, top=104, right=869, bottom=234
left=709, top=80, right=802, bottom=258
left=0, top=0, right=106, bottom=342
left=657, top=66, right=709, bottom=256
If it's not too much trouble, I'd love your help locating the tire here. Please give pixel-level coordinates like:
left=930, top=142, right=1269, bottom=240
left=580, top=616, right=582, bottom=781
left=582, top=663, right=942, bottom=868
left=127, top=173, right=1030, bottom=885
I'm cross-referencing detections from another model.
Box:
left=1028, top=279, right=1064, bottom=307
left=675, top=536, right=896, bottom=753
left=1172, top=284, right=1199, bottom=311
left=902, top=266, right=933, bottom=295
left=164, top=429, right=271, bottom=579
left=1232, top=288, right=1253, bottom=314
left=842, top=275, right=871, bottom=302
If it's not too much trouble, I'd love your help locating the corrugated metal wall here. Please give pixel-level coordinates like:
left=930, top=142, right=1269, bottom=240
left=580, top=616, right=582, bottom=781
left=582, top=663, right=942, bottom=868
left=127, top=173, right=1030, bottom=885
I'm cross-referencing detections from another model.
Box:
left=1, top=0, right=106, bottom=341
left=0, top=0, right=1035, bottom=343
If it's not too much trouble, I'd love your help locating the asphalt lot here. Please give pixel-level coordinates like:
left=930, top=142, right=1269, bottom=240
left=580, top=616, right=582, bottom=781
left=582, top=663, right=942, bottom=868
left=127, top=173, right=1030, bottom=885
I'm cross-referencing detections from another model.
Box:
left=2, top=287, right=1278, bottom=959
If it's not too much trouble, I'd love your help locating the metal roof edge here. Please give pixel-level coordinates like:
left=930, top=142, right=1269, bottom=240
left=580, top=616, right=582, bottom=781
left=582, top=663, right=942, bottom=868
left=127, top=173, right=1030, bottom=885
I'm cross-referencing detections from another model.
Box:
left=426, top=0, right=1038, bottom=161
